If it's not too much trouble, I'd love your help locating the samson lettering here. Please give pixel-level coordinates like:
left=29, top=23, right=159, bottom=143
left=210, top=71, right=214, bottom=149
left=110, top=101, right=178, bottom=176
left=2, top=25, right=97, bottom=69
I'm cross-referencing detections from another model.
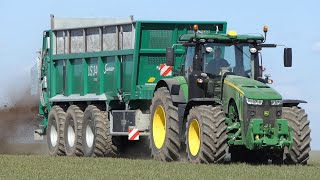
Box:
left=104, top=64, right=115, bottom=74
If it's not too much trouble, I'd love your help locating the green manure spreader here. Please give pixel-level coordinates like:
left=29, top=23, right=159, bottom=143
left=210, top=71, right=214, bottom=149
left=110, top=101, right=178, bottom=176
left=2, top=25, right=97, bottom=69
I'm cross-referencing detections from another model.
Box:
left=36, top=16, right=310, bottom=164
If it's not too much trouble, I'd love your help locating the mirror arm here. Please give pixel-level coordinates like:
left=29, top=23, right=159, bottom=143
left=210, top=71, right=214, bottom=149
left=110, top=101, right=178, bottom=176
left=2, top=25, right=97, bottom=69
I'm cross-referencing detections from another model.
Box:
left=259, top=44, right=277, bottom=48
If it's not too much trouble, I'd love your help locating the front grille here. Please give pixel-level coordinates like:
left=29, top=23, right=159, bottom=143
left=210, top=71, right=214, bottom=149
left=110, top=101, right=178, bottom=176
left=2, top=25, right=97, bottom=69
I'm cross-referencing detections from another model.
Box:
left=243, top=100, right=282, bottom=134
left=148, top=56, right=166, bottom=65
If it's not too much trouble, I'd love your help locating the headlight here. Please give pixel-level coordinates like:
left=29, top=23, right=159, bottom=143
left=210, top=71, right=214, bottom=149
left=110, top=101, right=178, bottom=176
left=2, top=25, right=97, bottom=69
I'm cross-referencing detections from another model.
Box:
left=271, top=100, right=282, bottom=106
left=250, top=47, right=257, bottom=54
left=246, top=98, right=263, bottom=105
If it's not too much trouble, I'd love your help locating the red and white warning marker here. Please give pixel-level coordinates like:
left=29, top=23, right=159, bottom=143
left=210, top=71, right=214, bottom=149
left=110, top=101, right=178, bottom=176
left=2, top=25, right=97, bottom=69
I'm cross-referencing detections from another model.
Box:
left=159, top=64, right=172, bottom=76
left=128, top=127, right=139, bottom=140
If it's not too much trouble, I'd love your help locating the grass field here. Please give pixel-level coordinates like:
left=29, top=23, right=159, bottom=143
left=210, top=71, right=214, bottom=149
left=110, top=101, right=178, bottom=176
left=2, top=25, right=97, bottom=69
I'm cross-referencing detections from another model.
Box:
left=0, top=152, right=319, bottom=180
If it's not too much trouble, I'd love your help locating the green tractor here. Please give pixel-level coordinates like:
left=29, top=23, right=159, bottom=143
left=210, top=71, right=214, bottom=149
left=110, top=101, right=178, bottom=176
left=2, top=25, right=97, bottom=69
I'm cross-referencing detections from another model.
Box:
left=149, top=25, right=311, bottom=164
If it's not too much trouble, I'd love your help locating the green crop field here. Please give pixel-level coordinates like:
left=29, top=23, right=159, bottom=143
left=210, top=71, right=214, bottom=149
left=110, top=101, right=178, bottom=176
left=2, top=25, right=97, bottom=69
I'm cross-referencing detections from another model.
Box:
left=0, top=152, right=319, bottom=180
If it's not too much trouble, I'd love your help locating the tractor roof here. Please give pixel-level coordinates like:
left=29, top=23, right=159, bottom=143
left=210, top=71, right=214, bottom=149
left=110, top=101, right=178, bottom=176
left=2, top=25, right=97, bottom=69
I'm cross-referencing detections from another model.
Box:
left=179, top=33, right=264, bottom=44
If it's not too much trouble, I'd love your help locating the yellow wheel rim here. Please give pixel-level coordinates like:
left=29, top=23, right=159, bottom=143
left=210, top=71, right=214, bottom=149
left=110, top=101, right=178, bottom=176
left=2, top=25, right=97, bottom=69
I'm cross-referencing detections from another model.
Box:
left=188, top=119, right=200, bottom=156
left=153, top=105, right=166, bottom=149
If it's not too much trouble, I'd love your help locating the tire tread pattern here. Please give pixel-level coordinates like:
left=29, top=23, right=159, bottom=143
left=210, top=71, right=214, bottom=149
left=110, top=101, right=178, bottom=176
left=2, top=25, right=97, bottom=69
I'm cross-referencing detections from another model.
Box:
left=52, top=105, right=66, bottom=156
left=186, top=105, right=228, bottom=163
left=66, top=105, right=84, bottom=156
left=92, top=106, right=108, bottom=157
left=149, top=87, right=180, bottom=161
left=282, top=106, right=311, bottom=165
left=104, top=111, right=120, bottom=157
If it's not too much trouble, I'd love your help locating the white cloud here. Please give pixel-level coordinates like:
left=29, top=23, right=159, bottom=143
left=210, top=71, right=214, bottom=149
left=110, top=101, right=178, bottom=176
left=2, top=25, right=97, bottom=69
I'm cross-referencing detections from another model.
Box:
left=312, top=41, right=320, bottom=52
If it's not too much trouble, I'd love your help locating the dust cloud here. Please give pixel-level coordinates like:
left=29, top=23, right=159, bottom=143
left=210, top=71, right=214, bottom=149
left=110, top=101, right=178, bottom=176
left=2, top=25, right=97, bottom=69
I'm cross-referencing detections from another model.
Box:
left=0, top=77, right=152, bottom=158
left=0, top=85, right=47, bottom=155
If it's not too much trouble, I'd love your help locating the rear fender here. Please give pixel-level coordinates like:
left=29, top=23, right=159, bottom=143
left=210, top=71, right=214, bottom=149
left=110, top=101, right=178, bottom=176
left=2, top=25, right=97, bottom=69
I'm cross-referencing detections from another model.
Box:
left=155, top=78, right=187, bottom=104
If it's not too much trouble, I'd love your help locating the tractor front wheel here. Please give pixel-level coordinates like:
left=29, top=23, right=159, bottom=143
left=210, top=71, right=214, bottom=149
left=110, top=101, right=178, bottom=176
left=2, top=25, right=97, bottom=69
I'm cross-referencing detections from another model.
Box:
left=282, top=106, right=311, bottom=165
left=185, top=105, right=228, bottom=163
left=149, top=87, right=180, bottom=161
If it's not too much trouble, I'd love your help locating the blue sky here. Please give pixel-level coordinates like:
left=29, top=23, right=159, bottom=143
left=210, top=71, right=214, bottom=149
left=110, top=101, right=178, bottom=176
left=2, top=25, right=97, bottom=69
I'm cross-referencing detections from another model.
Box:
left=0, top=0, right=319, bottom=149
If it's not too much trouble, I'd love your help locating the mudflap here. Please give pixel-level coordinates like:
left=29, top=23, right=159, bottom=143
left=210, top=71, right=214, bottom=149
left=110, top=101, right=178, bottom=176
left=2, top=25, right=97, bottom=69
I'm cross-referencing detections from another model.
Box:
left=34, top=114, right=45, bottom=141
left=34, top=128, right=44, bottom=141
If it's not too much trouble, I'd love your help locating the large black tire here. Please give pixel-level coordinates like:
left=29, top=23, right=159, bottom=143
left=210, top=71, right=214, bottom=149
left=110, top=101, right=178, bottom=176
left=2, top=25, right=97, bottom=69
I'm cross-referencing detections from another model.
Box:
left=185, top=105, right=228, bottom=163
left=104, top=111, right=120, bottom=157
left=82, top=105, right=108, bottom=157
left=149, top=87, right=180, bottom=161
left=282, top=106, right=311, bottom=165
left=47, top=105, right=66, bottom=156
left=63, top=105, right=84, bottom=156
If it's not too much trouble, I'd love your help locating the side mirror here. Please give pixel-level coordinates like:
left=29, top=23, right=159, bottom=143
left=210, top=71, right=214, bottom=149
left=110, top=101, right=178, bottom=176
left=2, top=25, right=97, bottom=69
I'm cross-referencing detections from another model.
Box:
left=284, top=48, right=292, bottom=67
left=166, top=47, right=174, bottom=66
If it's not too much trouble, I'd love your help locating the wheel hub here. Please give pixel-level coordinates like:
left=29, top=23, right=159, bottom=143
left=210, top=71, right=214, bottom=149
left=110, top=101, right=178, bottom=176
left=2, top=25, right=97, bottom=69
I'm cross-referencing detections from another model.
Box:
left=188, top=119, right=200, bottom=156
left=153, top=105, right=166, bottom=149
left=50, top=125, right=58, bottom=147
left=86, top=124, right=94, bottom=148
left=67, top=124, right=76, bottom=147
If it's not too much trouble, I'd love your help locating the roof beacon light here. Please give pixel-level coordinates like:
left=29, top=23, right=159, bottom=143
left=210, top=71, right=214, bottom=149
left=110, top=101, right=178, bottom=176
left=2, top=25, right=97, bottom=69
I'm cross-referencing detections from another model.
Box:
left=228, top=30, right=237, bottom=38
left=263, top=25, right=268, bottom=42
left=193, top=24, right=199, bottom=31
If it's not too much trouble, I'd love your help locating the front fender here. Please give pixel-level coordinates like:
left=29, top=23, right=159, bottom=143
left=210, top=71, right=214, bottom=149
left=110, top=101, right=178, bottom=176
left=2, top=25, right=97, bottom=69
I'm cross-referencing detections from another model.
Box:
left=283, top=99, right=307, bottom=107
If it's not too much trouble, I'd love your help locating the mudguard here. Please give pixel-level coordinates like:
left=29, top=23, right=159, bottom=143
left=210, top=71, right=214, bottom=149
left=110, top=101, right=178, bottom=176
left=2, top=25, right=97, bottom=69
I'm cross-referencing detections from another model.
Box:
left=283, top=99, right=307, bottom=107
left=155, top=78, right=187, bottom=103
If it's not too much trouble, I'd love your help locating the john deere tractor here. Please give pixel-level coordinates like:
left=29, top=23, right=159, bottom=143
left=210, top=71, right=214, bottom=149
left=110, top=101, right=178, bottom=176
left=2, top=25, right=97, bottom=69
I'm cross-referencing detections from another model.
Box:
left=149, top=25, right=311, bottom=164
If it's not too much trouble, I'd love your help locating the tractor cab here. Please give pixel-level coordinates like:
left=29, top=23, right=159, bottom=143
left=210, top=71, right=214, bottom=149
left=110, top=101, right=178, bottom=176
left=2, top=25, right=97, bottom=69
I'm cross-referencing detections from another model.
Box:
left=183, top=41, right=257, bottom=100
left=166, top=26, right=292, bottom=100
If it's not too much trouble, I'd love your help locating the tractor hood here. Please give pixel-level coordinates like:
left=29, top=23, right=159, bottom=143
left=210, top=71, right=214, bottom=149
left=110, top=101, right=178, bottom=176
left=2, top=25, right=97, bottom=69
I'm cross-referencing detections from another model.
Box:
left=224, top=75, right=282, bottom=100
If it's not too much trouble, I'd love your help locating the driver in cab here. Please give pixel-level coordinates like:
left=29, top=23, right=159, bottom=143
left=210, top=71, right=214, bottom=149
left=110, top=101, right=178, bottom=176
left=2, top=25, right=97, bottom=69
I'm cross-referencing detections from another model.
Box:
left=206, top=47, right=230, bottom=75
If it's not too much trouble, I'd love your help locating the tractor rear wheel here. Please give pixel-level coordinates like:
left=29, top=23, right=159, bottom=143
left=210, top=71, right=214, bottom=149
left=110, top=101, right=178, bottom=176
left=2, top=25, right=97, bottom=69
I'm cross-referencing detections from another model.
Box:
left=282, top=106, right=311, bottom=165
left=185, top=105, right=228, bottom=163
left=47, top=105, right=66, bottom=156
left=63, top=105, right=84, bottom=156
left=149, top=87, right=180, bottom=161
left=82, top=105, right=108, bottom=157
